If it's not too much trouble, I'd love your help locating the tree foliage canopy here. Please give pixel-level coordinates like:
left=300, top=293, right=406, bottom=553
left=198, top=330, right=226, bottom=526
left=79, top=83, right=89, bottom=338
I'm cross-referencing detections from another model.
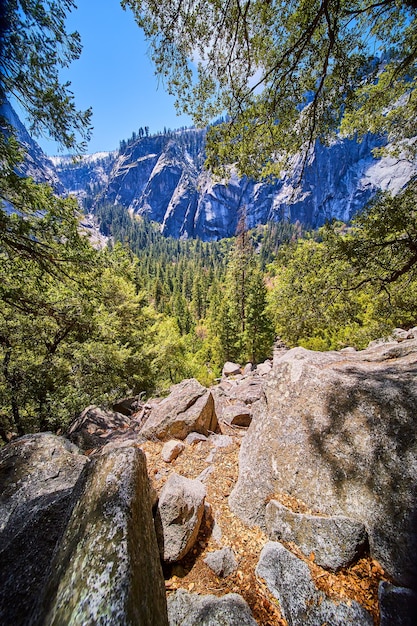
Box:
left=123, top=0, right=417, bottom=177
left=324, top=179, right=417, bottom=288
left=0, top=0, right=92, bottom=152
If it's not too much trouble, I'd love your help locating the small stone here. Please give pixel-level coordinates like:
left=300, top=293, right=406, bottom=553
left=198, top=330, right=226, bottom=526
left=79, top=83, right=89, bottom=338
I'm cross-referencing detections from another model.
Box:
left=212, top=519, right=223, bottom=544
left=162, top=440, right=185, bottom=463
left=197, top=466, right=214, bottom=483
left=204, top=547, right=238, bottom=578
left=185, top=432, right=208, bottom=445
left=209, top=434, right=234, bottom=448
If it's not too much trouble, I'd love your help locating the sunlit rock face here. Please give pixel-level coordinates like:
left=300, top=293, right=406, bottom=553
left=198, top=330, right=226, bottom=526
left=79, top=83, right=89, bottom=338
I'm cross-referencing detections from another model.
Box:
left=9, top=99, right=415, bottom=241
left=229, top=339, right=417, bottom=589
left=71, top=129, right=415, bottom=240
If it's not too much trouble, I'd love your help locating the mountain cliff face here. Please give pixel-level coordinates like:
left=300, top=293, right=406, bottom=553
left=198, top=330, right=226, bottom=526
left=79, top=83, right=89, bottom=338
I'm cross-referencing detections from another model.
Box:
left=55, top=128, right=416, bottom=240
left=51, top=151, right=117, bottom=209
left=5, top=100, right=415, bottom=241
left=1, top=100, right=64, bottom=194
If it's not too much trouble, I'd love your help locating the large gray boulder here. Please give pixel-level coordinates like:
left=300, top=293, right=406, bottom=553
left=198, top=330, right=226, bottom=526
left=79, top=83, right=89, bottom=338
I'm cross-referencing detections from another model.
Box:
left=34, top=446, right=168, bottom=625
left=256, top=541, right=373, bottom=626
left=167, top=589, right=257, bottom=625
left=156, top=473, right=206, bottom=563
left=140, top=378, right=217, bottom=441
left=229, top=340, right=417, bottom=588
left=0, top=433, right=88, bottom=626
left=265, top=500, right=368, bottom=571
left=67, top=404, right=134, bottom=450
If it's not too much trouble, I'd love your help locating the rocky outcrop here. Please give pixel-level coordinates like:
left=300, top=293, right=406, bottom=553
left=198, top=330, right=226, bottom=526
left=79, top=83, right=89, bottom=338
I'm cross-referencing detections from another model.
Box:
left=140, top=379, right=217, bottom=441
left=3, top=336, right=417, bottom=623
left=211, top=369, right=264, bottom=432
left=265, top=500, right=368, bottom=571
left=6, top=99, right=416, bottom=242
left=0, top=434, right=89, bottom=626
left=256, top=541, right=373, bottom=625
left=155, top=473, right=206, bottom=563
left=167, top=589, right=257, bottom=626
left=229, top=339, right=417, bottom=588
left=51, top=151, right=116, bottom=204
left=35, top=446, right=168, bottom=625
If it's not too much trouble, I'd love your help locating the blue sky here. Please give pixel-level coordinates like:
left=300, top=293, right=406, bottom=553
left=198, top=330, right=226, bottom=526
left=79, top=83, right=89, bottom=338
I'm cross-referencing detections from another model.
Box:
left=34, top=0, right=193, bottom=155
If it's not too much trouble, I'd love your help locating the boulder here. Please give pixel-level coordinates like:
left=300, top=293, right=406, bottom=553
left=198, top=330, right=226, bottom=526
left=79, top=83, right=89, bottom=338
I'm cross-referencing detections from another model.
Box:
left=167, top=589, right=257, bottom=625
left=112, top=395, right=144, bottom=416
left=256, top=360, right=272, bottom=376
left=222, top=403, right=252, bottom=427
left=228, top=377, right=264, bottom=404
left=392, top=328, right=415, bottom=341
left=67, top=405, right=133, bottom=450
left=162, top=440, right=186, bottom=463
left=204, top=547, right=238, bottom=577
left=140, top=379, right=217, bottom=441
left=155, top=473, right=206, bottom=563
left=379, top=582, right=417, bottom=626
left=0, top=433, right=88, bottom=626
left=265, top=500, right=368, bottom=571
left=256, top=541, right=373, bottom=626
left=34, top=446, right=168, bottom=625
left=197, top=465, right=215, bottom=483
left=222, top=362, right=241, bottom=377
left=229, top=341, right=417, bottom=588
left=242, top=363, right=253, bottom=375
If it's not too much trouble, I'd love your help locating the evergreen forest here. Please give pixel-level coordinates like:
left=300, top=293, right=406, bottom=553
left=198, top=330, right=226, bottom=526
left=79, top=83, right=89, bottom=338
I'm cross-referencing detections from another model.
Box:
left=1, top=0, right=417, bottom=439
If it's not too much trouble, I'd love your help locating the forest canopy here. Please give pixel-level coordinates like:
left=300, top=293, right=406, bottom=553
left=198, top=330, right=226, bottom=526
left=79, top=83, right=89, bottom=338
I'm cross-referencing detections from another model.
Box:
left=122, top=0, right=417, bottom=177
